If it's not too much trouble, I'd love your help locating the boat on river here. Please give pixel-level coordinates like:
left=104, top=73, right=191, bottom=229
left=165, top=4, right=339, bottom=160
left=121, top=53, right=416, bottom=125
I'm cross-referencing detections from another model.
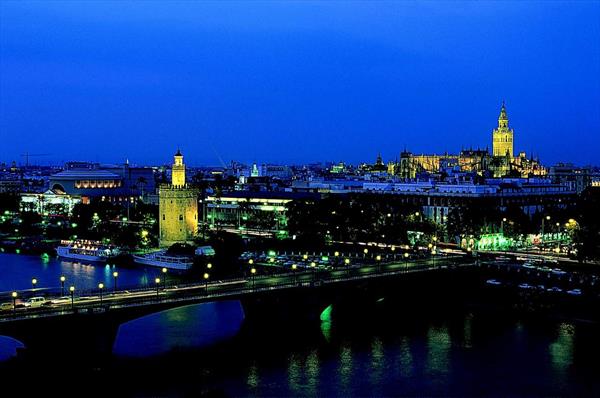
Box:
left=132, top=250, right=194, bottom=271
left=56, top=239, right=120, bottom=263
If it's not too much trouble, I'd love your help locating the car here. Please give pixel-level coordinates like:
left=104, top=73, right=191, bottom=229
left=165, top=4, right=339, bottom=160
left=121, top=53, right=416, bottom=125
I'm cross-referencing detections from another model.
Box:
left=551, top=269, right=567, bottom=275
left=51, top=296, right=72, bottom=305
left=0, top=302, right=13, bottom=311
left=486, top=279, right=502, bottom=286
left=25, top=297, right=47, bottom=308
left=567, top=289, right=582, bottom=296
left=522, top=263, right=537, bottom=269
left=547, top=286, right=562, bottom=293
left=518, top=283, right=534, bottom=289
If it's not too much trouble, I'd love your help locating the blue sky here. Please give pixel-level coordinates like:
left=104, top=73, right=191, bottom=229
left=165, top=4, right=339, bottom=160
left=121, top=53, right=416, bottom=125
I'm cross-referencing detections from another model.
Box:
left=1, top=1, right=599, bottom=166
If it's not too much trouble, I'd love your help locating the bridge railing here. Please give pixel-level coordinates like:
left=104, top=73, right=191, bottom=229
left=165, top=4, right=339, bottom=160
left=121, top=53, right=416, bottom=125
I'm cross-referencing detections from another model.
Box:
left=0, top=259, right=477, bottom=322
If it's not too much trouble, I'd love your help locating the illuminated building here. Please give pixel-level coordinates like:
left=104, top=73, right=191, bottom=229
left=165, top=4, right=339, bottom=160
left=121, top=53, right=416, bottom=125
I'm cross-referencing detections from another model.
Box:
left=20, top=189, right=82, bottom=215
left=158, top=150, right=198, bottom=247
left=48, top=161, right=155, bottom=203
left=390, top=102, right=545, bottom=178
left=492, top=101, right=513, bottom=157
left=204, top=192, right=318, bottom=238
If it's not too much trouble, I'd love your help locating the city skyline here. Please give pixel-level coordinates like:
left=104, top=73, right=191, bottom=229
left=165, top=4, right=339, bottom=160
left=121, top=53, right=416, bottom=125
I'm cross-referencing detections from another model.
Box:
left=1, top=1, right=599, bottom=166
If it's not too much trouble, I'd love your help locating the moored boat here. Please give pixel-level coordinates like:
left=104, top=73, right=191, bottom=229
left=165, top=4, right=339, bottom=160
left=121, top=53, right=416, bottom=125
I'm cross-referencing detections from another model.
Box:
left=56, top=239, right=120, bottom=263
left=132, top=250, right=194, bottom=271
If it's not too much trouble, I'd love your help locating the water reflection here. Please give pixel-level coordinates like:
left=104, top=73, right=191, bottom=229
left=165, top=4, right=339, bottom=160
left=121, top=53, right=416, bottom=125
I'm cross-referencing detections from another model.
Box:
left=337, top=344, right=353, bottom=395
left=397, top=336, right=413, bottom=378
left=112, top=301, right=244, bottom=357
left=305, top=349, right=320, bottom=396
left=0, top=336, right=23, bottom=361
left=0, top=253, right=161, bottom=293
left=369, top=337, right=385, bottom=391
left=549, top=322, right=575, bottom=387
left=426, top=325, right=451, bottom=385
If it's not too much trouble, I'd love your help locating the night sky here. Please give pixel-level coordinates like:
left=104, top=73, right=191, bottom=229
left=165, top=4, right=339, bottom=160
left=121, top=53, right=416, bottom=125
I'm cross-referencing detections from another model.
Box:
left=1, top=1, right=599, bottom=166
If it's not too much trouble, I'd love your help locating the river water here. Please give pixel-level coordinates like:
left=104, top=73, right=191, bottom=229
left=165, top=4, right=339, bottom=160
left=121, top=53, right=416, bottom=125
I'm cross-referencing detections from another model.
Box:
left=1, top=253, right=600, bottom=396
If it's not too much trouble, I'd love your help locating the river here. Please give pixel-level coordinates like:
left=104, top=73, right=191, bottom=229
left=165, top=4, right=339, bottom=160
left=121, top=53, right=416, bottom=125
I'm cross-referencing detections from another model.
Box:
left=1, top=253, right=599, bottom=396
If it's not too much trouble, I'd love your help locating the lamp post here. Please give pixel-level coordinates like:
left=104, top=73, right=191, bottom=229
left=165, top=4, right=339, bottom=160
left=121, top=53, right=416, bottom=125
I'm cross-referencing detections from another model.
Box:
left=98, top=283, right=104, bottom=305
left=204, top=272, right=210, bottom=294
left=310, top=261, right=316, bottom=281
left=162, top=267, right=168, bottom=289
left=69, top=286, right=75, bottom=310
left=376, top=255, right=381, bottom=273
left=11, top=291, right=17, bottom=313
left=60, top=275, right=66, bottom=296
left=344, top=258, right=350, bottom=276
left=501, top=217, right=507, bottom=234
left=404, top=252, right=409, bottom=272
left=250, top=268, right=256, bottom=290
left=113, top=271, right=119, bottom=293
left=431, top=249, right=437, bottom=268
left=292, top=264, right=298, bottom=284
left=155, top=277, right=161, bottom=299
left=31, top=277, right=37, bottom=290
left=363, top=248, right=368, bottom=259
left=541, top=215, right=550, bottom=248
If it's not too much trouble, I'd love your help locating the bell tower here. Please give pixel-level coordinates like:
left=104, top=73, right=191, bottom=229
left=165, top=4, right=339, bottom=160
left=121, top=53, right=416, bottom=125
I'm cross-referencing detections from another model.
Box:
left=492, top=101, right=514, bottom=158
left=171, top=149, right=185, bottom=187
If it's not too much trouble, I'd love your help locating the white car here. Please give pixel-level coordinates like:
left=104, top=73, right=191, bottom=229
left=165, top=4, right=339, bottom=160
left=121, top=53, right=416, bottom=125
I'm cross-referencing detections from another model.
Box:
left=486, top=279, right=502, bottom=286
left=567, top=289, right=582, bottom=296
left=551, top=269, right=567, bottom=275
left=547, top=286, right=562, bottom=293
left=25, top=297, right=47, bottom=308
left=518, top=283, right=534, bottom=289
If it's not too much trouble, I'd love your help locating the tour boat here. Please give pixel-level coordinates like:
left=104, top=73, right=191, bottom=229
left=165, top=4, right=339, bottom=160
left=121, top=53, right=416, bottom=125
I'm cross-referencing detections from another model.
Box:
left=56, top=239, right=120, bottom=263
left=132, top=250, right=194, bottom=271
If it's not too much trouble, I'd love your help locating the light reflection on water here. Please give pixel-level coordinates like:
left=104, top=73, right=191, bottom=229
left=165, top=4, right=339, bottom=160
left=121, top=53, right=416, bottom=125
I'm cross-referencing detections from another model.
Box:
left=0, top=253, right=162, bottom=293
left=112, top=301, right=244, bottom=358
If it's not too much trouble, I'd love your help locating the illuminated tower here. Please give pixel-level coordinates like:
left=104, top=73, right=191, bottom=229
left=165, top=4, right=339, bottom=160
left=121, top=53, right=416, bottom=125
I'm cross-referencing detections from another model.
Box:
left=159, top=150, right=198, bottom=247
left=171, top=149, right=185, bottom=187
left=492, top=101, right=514, bottom=158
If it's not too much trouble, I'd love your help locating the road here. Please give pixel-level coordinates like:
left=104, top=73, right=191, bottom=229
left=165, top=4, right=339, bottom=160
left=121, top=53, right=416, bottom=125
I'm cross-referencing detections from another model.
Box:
left=0, top=254, right=470, bottom=321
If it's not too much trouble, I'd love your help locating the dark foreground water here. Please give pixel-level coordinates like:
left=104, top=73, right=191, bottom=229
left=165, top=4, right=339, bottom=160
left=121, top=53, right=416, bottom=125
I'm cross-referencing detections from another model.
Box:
left=111, top=303, right=599, bottom=397
left=2, top=253, right=600, bottom=396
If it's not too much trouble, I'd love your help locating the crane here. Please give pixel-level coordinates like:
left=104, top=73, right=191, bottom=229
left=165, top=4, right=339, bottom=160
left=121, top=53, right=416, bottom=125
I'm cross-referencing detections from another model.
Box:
left=20, top=152, right=51, bottom=167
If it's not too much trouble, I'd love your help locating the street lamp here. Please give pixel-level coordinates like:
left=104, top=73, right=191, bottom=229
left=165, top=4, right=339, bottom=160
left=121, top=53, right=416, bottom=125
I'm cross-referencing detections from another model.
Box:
left=69, top=286, right=75, bottom=310
left=248, top=259, right=254, bottom=265
left=376, top=255, right=382, bottom=273
left=98, top=283, right=104, bottom=305
left=155, top=277, right=161, bottom=298
left=11, top=291, right=17, bottom=312
left=250, top=268, right=256, bottom=289
left=204, top=272, right=210, bottom=294
left=310, top=261, right=316, bottom=281
left=113, top=271, right=119, bottom=293
left=363, top=248, right=368, bottom=258
left=162, top=267, right=168, bottom=289
left=207, top=262, right=212, bottom=269
left=344, top=258, right=350, bottom=276
left=60, top=275, right=66, bottom=296
left=431, top=249, right=437, bottom=268
left=31, top=278, right=37, bottom=290
left=404, top=252, right=409, bottom=272
left=292, top=264, right=298, bottom=284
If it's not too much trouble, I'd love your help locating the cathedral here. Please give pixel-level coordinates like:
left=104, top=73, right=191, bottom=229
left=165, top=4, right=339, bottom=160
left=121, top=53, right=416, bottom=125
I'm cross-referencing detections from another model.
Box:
left=384, top=102, right=546, bottom=179
left=158, top=150, right=198, bottom=247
